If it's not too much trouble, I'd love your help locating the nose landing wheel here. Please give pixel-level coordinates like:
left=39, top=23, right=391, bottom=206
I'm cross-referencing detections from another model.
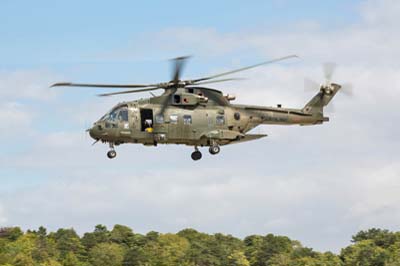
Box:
left=191, top=147, right=202, bottom=161
left=107, top=143, right=117, bottom=159
left=107, top=150, right=117, bottom=159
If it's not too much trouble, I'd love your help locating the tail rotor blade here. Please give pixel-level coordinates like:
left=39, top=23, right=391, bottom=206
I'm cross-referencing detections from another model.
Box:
left=323, top=62, right=336, bottom=83
left=340, top=82, right=354, bottom=97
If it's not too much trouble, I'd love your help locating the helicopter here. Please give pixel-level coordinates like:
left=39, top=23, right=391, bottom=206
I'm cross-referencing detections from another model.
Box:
left=52, top=55, right=351, bottom=161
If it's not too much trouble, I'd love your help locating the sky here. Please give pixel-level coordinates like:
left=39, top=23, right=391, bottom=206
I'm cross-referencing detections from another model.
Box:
left=0, top=0, right=400, bottom=252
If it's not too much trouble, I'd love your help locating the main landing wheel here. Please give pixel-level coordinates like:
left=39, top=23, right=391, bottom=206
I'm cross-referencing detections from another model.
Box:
left=107, top=150, right=117, bottom=159
left=191, top=151, right=202, bottom=161
left=209, top=145, right=220, bottom=155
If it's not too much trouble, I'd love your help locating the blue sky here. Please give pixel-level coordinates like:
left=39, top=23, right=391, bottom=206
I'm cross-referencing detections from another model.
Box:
left=1, top=1, right=360, bottom=65
left=1, top=0, right=400, bottom=252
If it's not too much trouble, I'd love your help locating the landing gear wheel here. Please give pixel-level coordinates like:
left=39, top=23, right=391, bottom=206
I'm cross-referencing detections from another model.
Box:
left=209, top=145, right=220, bottom=155
left=107, top=150, right=117, bottom=159
left=191, top=151, right=202, bottom=161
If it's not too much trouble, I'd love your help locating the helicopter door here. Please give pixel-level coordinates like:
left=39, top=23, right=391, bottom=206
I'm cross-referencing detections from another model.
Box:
left=140, top=109, right=153, bottom=132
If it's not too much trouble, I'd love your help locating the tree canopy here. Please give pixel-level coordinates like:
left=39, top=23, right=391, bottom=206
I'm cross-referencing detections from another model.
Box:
left=0, top=226, right=399, bottom=266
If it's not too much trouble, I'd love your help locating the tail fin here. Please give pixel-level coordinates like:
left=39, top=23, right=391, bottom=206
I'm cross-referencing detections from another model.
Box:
left=302, top=83, right=341, bottom=115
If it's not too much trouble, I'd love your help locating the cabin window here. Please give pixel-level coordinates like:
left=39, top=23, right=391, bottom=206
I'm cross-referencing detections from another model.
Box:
left=234, top=112, right=241, bottom=120
left=173, top=95, right=181, bottom=104
left=155, top=114, right=164, bottom=124
left=170, top=114, right=178, bottom=124
left=183, top=115, right=192, bottom=125
left=216, top=115, right=225, bottom=125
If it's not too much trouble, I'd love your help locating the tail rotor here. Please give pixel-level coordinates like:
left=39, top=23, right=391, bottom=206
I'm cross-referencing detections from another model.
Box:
left=303, top=63, right=353, bottom=114
left=304, top=62, right=353, bottom=98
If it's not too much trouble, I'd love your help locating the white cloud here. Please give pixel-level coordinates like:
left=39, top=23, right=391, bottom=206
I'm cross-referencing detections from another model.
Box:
left=346, top=163, right=400, bottom=223
left=0, top=102, right=34, bottom=137
left=361, top=0, right=400, bottom=27
left=121, top=0, right=400, bottom=68
left=2, top=160, right=399, bottom=252
left=0, top=70, right=63, bottom=139
left=0, top=69, right=61, bottom=101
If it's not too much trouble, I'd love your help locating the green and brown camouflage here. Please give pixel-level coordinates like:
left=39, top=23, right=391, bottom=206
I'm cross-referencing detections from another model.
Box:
left=87, top=85, right=336, bottom=147
left=52, top=56, right=346, bottom=160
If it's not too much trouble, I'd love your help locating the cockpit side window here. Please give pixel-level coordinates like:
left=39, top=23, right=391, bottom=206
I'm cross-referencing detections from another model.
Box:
left=102, top=105, right=129, bottom=122
left=118, top=109, right=128, bottom=122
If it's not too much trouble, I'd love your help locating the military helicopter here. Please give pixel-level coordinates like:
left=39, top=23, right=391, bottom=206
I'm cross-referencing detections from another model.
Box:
left=52, top=55, right=351, bottom=161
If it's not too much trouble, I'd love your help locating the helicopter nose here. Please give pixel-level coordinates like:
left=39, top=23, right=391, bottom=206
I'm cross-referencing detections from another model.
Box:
left=88, top=126, right=96, bottom=139
left=88, top=123, right=101, bottom=140
left=88, top=127, right=95, bottom=139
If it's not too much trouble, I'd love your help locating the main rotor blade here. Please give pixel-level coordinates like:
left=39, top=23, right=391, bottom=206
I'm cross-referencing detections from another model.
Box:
left=171, top=56, right=190, bottom=83
left=304, top=78, right=320, bottom=92
left=51, top=82, right=158, bottom=88
left=192, top=55, right=299, bottom=83
left=158, top=88, right=176, bottom=116
left=97, top=87, right=163, bottom=97
left=192, top=78, right=245, bottom=85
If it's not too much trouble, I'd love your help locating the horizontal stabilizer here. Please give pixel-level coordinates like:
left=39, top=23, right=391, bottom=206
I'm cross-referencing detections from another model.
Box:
left=229, top=134, right=268, bottom=145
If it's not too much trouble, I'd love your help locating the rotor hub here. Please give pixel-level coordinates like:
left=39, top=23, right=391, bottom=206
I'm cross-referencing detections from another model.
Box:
left=321, top=85, right=333, bottom=95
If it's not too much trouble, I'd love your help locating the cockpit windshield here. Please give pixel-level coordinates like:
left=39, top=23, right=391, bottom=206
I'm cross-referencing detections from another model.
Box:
left=100, top=105, right=129, bottom=122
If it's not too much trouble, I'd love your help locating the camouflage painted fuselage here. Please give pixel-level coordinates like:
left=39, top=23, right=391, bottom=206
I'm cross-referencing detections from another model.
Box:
left=89, top=86, right=334, bottom=147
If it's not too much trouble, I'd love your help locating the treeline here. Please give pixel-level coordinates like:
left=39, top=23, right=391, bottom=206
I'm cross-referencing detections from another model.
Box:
left=0, top=226, right=399, bottom=266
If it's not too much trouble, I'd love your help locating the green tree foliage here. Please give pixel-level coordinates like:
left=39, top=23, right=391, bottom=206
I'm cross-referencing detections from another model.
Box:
left=4, top=227, right=23, bottom=241
left=178, top=228, right=220, bottom=265
left=13, top=253, right=35, bottom=266
left=341, top=240, right=388, bottom=266
left=3, top=233, right=36, bottom=264
left=49, top=228, right=85, bottom=260
left=89, top=243, right=125, bottom=266
left=2, top=226, right=400, bottom=265
left=228, top=250, right=250, bottom=266
left=40, top=258, right=62, bottom=266
left=109, top=224, right=135, bottom=247
left=244, top=235, right=264, bottom=266
left=144, top=233, right=189, bottom=266
left=123, top=246, right=146, bottom=266
left=352, top=228, right=397, bottom=248
left=255, top=234, right=293, bottom=265
left=32, top=227, right=59, bottom=263
left=81, top=225, right=110, bottom=250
